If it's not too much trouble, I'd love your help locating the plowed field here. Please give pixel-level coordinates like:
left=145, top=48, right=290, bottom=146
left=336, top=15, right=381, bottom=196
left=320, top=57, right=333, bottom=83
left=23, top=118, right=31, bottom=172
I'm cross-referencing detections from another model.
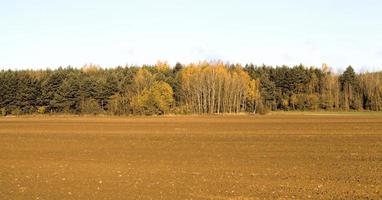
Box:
left=1, top=114, right=381, bottom=199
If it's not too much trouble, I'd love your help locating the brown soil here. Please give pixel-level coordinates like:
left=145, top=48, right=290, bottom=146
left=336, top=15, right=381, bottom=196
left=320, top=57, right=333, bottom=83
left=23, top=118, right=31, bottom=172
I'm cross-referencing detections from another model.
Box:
left=0, top=114, right=381, bottom=199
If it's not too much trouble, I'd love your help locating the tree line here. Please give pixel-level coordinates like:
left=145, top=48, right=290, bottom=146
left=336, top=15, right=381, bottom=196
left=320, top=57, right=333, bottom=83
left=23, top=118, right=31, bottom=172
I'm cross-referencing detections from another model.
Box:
left=0, top=61, right=381, bottom=116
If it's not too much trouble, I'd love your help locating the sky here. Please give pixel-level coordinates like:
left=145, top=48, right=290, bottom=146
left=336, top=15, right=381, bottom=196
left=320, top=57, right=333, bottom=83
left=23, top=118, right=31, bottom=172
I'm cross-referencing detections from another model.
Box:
left=1, top=0, right=382, bottom=72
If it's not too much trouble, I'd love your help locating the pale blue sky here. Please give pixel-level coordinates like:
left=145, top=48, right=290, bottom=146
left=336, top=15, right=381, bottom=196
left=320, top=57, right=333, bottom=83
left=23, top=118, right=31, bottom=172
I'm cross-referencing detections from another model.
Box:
left=1, top=0, right=382, bottom=72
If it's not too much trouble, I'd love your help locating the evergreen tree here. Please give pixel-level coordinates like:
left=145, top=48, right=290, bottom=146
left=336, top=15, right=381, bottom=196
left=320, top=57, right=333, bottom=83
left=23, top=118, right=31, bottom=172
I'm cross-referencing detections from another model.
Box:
left=0, top=63, right=381, bottom=115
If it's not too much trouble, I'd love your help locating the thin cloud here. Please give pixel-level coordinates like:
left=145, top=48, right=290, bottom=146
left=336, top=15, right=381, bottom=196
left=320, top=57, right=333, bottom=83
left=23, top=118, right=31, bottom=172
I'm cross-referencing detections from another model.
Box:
left=190, top=46, right=223, bottom=62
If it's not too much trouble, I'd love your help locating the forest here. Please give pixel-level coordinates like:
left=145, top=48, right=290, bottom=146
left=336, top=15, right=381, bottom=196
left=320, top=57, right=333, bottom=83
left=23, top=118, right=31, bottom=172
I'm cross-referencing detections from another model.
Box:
left=0, top=61, right=381, bottom=116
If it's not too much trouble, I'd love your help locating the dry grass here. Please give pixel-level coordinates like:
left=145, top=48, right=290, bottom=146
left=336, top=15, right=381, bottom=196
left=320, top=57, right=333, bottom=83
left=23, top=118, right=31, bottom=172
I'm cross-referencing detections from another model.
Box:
left=0, top=114, right=381, bottom=199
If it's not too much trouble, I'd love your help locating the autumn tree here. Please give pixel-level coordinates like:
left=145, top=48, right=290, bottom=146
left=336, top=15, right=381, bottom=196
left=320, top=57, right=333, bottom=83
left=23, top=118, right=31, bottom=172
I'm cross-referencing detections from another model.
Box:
left=247, top=79, right=261, bottom=113
left=108, top=93, right=130, bottom=115
left=1, top=62, right=381, bottom=115
left=131, top=81, right=174, bottom=115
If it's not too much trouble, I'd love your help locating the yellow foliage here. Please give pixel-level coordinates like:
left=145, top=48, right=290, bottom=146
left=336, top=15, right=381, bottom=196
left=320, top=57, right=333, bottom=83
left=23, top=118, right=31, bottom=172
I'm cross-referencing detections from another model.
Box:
left=282, top=98, right=289, bottom=107
left=133, top=68, right=154, bottom=95
left=155, top=61, right=170, bottom=73
left=131, top=81, right=174, bottom=115
left=81, top=64, right=100, bottom=73
left=247, top=79, right=260, bottom=102
left=178, top=61, right=250, bottom=113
